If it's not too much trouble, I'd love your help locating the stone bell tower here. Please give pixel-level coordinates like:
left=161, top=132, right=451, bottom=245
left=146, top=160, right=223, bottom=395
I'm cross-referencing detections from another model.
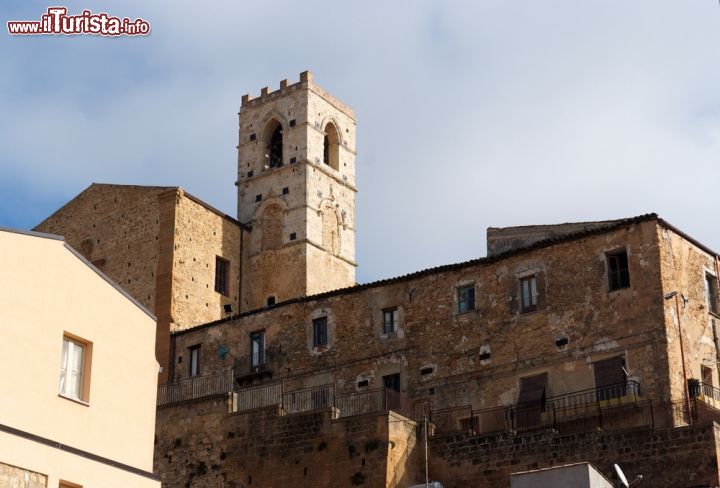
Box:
left=237, top=71, right=357, bottom=309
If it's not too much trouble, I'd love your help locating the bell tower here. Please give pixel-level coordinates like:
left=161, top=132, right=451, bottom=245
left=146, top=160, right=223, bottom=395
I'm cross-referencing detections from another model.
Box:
left=237, top=71, right=357, bottom=309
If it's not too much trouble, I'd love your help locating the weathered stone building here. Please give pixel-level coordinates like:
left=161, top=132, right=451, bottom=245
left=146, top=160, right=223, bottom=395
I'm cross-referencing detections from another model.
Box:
left=37, top=72, right=720, bottom=487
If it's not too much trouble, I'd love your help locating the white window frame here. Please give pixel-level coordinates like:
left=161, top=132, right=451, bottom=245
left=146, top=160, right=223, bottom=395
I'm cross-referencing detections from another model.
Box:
left=59, top=337, right=85, bottom=400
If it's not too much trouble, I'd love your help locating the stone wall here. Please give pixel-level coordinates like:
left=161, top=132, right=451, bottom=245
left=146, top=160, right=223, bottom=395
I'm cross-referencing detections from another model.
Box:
left=34, top=183, right=243, bottom=382
left=487, top=220, right=622, bottom=257
left=429, top=420, right=720, bottom=487
left=170, top=190, right=241, bottom=332
left=0, top=462, right=47, bottom=488
left=34, top=183, right=165, bottom=314
left=171, top=218, right=670, bottom=412
left=237, top=71, right=357, bottom=309
left=154, top=397, right=420, bottom=488
left=658, top=224, right=720, bottom=403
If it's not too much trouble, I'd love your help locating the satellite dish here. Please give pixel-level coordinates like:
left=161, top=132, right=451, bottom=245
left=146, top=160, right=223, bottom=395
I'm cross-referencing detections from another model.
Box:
left=614, top=464, right=629, bottom=488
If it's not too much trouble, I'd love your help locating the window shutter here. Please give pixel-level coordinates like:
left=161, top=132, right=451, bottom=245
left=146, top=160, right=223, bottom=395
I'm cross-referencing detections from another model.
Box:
left=593, top=356, right=625, bottom=389
left=518, top=373, right=548, bottom=405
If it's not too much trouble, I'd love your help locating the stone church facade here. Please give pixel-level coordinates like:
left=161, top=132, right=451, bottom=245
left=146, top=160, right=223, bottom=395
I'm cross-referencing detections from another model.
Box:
left=36, top=72, right=720, bottom=487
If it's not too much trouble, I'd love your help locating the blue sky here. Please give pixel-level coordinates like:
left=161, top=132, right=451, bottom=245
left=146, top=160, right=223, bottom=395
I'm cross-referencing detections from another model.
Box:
left=2, top=1, right=719, bottom=283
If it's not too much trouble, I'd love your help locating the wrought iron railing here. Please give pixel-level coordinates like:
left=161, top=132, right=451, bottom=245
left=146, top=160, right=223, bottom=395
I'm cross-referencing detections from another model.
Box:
left=283, top=385, right=335, bottom=414
left=430, top=380, right=645, bottom=436
left=690, top=381, right=720, bottom=403
left=233, top=348, right=279, bottom=380
left=546, top=380, right=641, bottom=410
left=157, top=369, right=234, bottom=406
left=431, top=399, right=690, bottom=437
left=233, top=381, right=283, bottom=411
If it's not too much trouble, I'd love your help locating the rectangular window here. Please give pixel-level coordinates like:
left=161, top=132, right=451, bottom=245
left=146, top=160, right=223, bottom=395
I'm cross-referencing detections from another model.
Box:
left=215, top=257, right=230, bottom=296
left=59, top=482, right=83, bottom=488
left=60, top=339, right=82, bottom=398
left=250, top=331, right=265, bottom=368
left=593, top=356, right=627, bottom=400
left=457, top=284, right=475, bottom=314
left=59, top=336, right=89, bottom=401
left=520, top=275, right=538, bottom=314
left=702, top=365, right=713, bottom=388
left=313, top=317, right=328, bottom=347
left=607, top=250, right=630, bottom=291
left=706, top=273, right=718, bottom=315
left=189, top=345, right=201, bottom=377
left=382, top=307, right=399, bottom=334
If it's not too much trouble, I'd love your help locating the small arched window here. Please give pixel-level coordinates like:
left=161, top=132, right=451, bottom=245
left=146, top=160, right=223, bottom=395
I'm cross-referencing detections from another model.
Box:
left=263, top=119, right=283, bottom=169
left=323, top=123, right=340, bottom=171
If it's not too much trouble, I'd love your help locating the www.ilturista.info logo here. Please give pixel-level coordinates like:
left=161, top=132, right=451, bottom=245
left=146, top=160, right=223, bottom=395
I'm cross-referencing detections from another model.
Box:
left=7, top=7, right=150, bottom=36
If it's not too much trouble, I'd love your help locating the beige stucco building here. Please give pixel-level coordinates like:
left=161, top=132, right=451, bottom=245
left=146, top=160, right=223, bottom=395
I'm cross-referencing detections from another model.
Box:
left=0, top=227, right=161, bottom=488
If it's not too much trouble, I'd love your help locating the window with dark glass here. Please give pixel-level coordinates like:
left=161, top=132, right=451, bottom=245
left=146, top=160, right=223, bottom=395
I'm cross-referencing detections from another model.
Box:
left=313, top=317, right=328, bottom=347
left=382, top=307, right=399, bottom=334
left=520, top=275, right=538, bottom=314
left=250, top=331, right=265, bottom=368
left=607, top=250, right=630, bottom=291
left=189, top=345, right=201, bottom=377
left=706, top=273, right=718, bottom=315
left=215, top=256, right=229, bottom=296
left=457, top=284, right=475, bottom=313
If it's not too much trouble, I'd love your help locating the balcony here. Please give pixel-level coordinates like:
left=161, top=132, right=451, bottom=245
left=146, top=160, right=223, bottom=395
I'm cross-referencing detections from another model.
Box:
left=157, top=369, right=234, bottom=406
left=231, top=383, right=413, bottom=419
left=233, top=348, right=279, bottom=384
left=431, top=380, right=648, bottom=436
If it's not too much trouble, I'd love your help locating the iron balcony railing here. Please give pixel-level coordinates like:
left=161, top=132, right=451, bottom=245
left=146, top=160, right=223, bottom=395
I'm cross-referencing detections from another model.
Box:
left=233, top=347, right=280, bottom=381
left=230, top=384, right=413, bottom=419
left=689, top=380, right=720, bottom=403
left=431, top=380, right=643, bottom=436
left=546, top=380, right=641, bottom=410
left=283, top=385, right=335, bottom=414
left=157, top=369, right=234, bottom=406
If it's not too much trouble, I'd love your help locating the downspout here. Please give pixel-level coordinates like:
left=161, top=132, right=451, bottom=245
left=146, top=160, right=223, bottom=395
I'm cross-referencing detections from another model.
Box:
left=239, top=225, right=244, bottom=314
left=675, top=293, right=692, bottom=424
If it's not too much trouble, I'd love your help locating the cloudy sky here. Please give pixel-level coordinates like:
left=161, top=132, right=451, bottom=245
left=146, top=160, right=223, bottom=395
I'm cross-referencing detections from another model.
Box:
left=2, top=1, right=719, bottom=283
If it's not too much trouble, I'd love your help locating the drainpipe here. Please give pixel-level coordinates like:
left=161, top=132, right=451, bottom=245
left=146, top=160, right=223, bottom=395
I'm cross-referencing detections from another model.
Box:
left=238, top=225, right=244, bottom=314
left=665, top=291, right=692, bottom=423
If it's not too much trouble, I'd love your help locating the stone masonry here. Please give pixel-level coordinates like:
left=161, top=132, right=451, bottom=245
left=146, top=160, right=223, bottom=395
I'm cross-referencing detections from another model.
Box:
left=35, top=184, right=244, bottom=382
left=0, top=462, right=47, bottom=488
left=35, top=72, right=720, bottom=486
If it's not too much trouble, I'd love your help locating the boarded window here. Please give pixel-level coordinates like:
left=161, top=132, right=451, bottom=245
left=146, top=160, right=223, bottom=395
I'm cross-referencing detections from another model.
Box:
left=593, top=356, right=627, bottom=400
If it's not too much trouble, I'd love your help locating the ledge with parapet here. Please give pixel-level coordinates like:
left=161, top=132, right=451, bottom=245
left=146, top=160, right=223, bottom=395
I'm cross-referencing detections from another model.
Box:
left=240, top=71, right=356, bottom=119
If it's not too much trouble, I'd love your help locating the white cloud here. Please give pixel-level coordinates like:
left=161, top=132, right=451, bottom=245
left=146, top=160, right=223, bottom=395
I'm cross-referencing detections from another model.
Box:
left=1, top=0, right=719, bottom=281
